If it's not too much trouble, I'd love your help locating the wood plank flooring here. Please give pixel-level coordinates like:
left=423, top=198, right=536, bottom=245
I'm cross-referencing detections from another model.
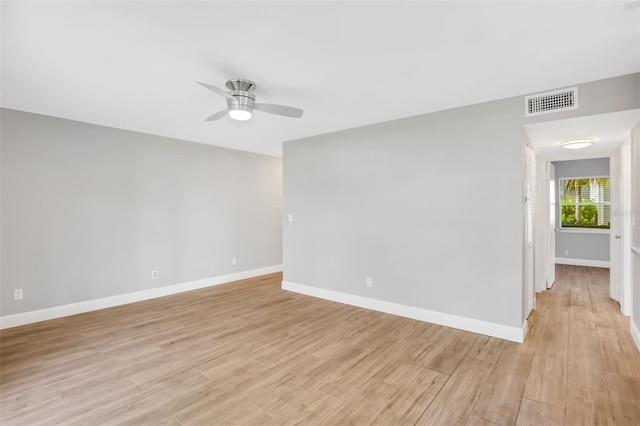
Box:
left=1, top=265, right=639, bottom=425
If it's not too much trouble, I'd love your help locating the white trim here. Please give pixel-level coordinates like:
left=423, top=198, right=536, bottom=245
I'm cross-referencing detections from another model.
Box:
left=0, top=265, right=282, bottom=330
left=282, top=281, right=526, bottom=343
left=521, top=319, right=529, bottom=342
left=554, top=257, right=610, bottom=268
left=556, top=228, right=610, bottom=235
left=632, top=320, right=640, bottom=353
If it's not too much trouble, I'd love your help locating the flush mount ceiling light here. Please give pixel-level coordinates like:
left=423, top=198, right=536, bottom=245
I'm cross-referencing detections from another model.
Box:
left=560, top=138, right=594, bottom=150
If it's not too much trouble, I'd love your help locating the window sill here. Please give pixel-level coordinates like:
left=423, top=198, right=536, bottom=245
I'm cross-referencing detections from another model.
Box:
left=556, top=228, right=610, bottom=235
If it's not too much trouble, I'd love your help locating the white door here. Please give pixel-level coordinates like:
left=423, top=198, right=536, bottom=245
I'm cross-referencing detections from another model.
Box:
left=632, top=124, right=640, bottom=332
left=610, top=152, right=622, bottom=303
left=621, top=141, right=633, bottom=316
left=524, top=144, right=536, bottom=316
left=614, top=141, right=632, bottom=316
left=548, top=162, right=556, bottom=288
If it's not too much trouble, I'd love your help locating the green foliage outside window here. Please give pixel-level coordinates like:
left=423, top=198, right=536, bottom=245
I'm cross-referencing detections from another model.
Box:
left=560, top=199, right=609, bottom=228
left=560, top=178, right=610, bottom=229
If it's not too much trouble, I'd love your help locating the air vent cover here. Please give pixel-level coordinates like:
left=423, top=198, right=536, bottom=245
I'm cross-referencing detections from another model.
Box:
left=525, top=87, right=578, bottom=117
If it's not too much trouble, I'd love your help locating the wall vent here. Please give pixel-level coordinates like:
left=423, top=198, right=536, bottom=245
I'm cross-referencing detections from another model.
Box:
left=524, top=87, right=578, bottom=117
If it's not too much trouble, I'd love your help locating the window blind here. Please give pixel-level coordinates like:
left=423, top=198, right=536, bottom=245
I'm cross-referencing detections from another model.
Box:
left=559, top=176, right=610, bottom=229
left=525, top=145, right=536, bottom=245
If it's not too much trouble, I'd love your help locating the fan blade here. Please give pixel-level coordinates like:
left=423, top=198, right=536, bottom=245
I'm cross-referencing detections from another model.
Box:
left=254, top=103, right=303, bottom=118
left=197, top=81, right=236, bottom=101
left=204, top=109, right=228, bottom=121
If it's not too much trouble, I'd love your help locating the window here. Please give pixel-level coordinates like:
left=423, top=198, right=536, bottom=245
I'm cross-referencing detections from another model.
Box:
left=559, top=176, right=610, bottom=229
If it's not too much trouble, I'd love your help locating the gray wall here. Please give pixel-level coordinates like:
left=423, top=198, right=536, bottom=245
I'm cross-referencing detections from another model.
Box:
left=1, top=109, right=283, bottom=316
left=553, top=158, right=610, bottom=263
left=283, top=73, right=640, bottom=331
left=284, top=97, right=525, bottom=328
left=524, top=73, right=640, bottom=124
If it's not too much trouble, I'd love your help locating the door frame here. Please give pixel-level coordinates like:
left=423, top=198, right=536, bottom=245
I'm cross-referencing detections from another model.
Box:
left=534, top=159, right=555, bottom=292
left=534, top=152, right=631, bottom=315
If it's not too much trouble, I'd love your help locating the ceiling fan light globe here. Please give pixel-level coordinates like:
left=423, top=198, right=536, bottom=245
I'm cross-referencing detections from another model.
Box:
left=229, top=109, right=252, bottom=121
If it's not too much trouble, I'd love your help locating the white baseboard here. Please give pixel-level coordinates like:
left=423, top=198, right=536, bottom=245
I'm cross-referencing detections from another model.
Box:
left=632, top=319, right=640, bottom=353
left=0, top=265, right=282, bottom=330
left=281, top=281, right=526, bottom=343
left=554, top=257, right=610, bottom=268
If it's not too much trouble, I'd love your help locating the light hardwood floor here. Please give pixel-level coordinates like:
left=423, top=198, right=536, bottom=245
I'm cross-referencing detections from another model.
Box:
left=1, top=265, right=639, bottom=425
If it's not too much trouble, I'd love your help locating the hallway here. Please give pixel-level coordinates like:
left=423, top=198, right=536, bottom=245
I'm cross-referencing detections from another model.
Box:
left=521, top=264, right=640, bottom=424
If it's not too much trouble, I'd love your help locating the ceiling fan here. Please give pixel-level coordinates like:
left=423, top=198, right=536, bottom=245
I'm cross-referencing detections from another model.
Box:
left=197, top=78, right=303, bottom=122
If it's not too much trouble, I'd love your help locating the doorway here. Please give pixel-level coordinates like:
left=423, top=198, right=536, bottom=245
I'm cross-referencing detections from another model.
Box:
left=537, top=156, right=623, bottom=309
left=523, top=109, right=640, bottom=321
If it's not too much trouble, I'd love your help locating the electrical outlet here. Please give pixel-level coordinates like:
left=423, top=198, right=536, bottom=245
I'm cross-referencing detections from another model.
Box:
left=288, top=214, right=293, bottom=222
left=366, top=277, right=372, bottom=288
left=563, top=250, right=569, bottom=256
left=232, top=258, right=237, bottom=266
left=14, top=289, right=23, bottom=300
left=151, top=270, right=158, bottom=279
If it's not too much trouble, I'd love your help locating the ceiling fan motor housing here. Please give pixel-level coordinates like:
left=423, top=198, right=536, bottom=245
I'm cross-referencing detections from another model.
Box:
left=226, top=90, right=255, bottom=115
left=225, top=79, right=256, bottom=115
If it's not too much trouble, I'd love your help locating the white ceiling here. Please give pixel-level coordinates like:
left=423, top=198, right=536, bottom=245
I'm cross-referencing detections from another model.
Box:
left=2, top=1, right=639, bottom=157
left=524, top=109, right=640, bottom=161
